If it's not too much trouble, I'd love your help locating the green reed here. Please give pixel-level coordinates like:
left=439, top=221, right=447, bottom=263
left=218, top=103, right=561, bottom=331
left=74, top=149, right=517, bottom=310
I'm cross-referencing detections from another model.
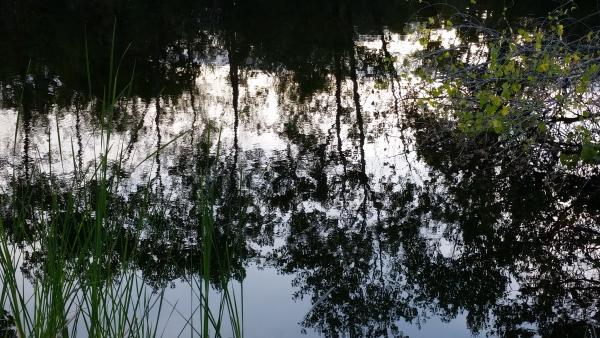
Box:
left=0, top=21, right=244, bottom=338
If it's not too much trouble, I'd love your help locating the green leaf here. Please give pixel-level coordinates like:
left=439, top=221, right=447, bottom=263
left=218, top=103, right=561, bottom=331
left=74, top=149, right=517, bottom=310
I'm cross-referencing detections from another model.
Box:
left=535, top=31, right=543, bottom=51
left=485, top=104, right=498, bottom=115
left=560, top=153, right=578, bottom=168
left=537, top=122, right=547, bottom=133
left=491, top=119, right=504, bottom=133
left=557, top=24, right=564, bottom=38
left=478, top=92, right=490, bottom=106
left=581, top=142, right=600, bottom=163
left=490, top=95, right=501, bottom=107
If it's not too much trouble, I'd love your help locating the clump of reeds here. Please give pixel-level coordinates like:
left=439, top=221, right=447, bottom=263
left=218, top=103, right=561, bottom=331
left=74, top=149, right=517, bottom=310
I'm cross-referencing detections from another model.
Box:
left=0, top=22, right=244, bottom=338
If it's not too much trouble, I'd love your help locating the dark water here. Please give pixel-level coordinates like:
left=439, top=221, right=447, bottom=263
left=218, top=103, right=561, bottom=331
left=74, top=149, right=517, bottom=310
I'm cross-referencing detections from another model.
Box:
left=1, top=1, right=600, bottom=337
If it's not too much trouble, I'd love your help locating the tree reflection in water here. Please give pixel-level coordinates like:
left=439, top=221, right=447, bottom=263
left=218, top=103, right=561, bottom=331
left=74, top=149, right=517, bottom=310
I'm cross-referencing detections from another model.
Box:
left=0, top=0, right=599, bottom=337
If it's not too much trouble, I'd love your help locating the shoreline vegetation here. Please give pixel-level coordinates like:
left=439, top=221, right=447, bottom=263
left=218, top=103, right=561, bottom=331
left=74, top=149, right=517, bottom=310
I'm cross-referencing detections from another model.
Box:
left=0, top=24, right=244, bottom=338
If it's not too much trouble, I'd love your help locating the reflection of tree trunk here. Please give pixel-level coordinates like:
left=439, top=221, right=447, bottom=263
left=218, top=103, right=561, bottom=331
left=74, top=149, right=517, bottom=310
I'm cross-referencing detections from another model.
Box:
left=334, top=54, right=348, bottom=204
left=379, top=30, right=401, bottom=119
left=154, top=96, right=163, bottom=195
left=338, top=0, right=369, bottom=224
left=188, top=36, right=199, bottom=146
left=338, top=1, right=366, bottom=186
left=75, top=107, right=83, bottom=176
left=346, top=32, right=369, bottom=218
left=123, top=103, right=148, bottom=164
left=21, top=77, right=32, bottom=182
left=349, top=50, right=370, bottom=223
left=227, top=30, right=240, bottom=197
left=223, top=0, right=242, bottom=190
left=339, top=1, right=382, bottom=224
left=190, top=89, right=198, bottom=145
left=371, top=3, right=414, bottom=178
left=151, top=25, right=164, bottom=193
left=224, top=0, right=245, bottom=246
left=348, top=47, right=366, bottom=185
left=372, top=2, right=401, bottom=119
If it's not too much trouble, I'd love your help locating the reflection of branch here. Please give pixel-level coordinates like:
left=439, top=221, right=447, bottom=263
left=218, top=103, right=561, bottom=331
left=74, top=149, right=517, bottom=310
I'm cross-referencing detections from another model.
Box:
left=123, top=102, right=149, bottom=164
left=304, top=286, right=335, bottom=318
left=133, top=130, right=191, bottom=170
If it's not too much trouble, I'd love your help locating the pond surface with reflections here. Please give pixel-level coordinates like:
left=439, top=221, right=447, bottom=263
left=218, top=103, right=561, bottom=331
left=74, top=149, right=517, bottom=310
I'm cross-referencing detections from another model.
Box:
left=1, top=1, right=599, bottom=337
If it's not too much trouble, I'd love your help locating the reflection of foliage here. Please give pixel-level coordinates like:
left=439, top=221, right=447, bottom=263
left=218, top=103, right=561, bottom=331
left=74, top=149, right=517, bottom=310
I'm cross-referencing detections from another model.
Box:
left=263, top=58, right=600, bottom=336
left=0, top=0, right=210, bottom=107
left=2, top=1, right=600, bottom=337
left=0, top=309, right=17, bottom=338
left=404, top=9, right=600, bottom=335
left=0, top=0, right=428, bottom=112
left=0, top=131, right=255, bottom=290
left=412, top=6, right=600, bottom=167
left=404, top=111, right=600, bottom=336
left=2, top=176, right=139, bottom=281
left=275, top=212, right=415, bottom=338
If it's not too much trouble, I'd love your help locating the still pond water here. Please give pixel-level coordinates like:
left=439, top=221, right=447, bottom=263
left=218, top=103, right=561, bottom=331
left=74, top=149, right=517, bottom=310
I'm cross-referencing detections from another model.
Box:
left=0, top=1, right=599, bottom=337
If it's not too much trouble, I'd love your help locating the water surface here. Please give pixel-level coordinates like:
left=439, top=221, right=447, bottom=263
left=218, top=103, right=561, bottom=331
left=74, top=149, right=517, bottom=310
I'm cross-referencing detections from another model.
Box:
left=1, top=1, right=599, bottom=337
